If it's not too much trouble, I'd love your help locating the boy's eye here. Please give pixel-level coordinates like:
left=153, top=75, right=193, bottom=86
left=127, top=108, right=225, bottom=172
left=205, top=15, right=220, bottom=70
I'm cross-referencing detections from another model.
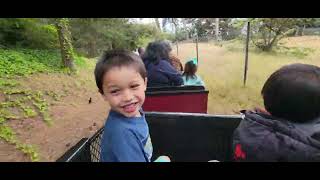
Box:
left=110, top=90, right=119, bottom=94
left=131, top=84, right=140, bottom=89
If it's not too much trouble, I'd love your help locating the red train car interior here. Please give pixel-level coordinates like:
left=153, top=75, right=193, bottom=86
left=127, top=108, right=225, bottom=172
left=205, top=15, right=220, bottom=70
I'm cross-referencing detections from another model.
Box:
left=142, top=86, right=209, bottom=113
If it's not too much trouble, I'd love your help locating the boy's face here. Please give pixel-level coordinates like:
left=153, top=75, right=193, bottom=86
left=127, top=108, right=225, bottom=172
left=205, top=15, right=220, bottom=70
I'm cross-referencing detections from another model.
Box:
left=101, top=66, right=147, bottom=118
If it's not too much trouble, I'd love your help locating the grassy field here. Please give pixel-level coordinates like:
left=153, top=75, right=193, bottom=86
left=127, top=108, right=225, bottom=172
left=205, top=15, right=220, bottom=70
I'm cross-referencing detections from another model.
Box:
left=173, top=36, right=320, bottom=114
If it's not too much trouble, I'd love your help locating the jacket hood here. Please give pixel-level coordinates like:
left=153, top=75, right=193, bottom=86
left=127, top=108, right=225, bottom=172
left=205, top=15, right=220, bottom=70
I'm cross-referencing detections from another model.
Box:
left=233, top=110, right=320, bottom=161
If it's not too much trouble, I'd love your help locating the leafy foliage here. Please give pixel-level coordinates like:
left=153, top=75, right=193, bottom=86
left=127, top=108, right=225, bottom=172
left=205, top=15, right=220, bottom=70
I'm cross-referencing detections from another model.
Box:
left=70, top=18, right=173, bottom=57
left=232, top=18, right=318, bottom=51
left=0, top=18, right=58, bottom=49
left=0, top=48, right=87, bottom=77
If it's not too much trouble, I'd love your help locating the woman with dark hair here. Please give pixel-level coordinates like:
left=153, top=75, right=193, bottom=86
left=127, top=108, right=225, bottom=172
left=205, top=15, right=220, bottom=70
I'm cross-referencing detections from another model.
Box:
left=161, top=40, right=183, bottom=72
left=143, top=41, right=183, bottom=87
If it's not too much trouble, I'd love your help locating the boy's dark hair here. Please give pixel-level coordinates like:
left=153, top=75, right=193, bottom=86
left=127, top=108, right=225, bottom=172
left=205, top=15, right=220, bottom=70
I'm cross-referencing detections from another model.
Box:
left=183, top=60, right=197, bottom=81
left=94, top=50, right=147, bottom=94
left=261, top=63, right=320, bottom=123
left=143, top=41, right=170, bottom=64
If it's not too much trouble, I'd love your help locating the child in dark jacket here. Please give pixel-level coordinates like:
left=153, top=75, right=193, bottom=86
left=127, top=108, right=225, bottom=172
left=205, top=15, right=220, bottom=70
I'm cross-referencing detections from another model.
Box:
left=233, top=63, right=320, bottom=162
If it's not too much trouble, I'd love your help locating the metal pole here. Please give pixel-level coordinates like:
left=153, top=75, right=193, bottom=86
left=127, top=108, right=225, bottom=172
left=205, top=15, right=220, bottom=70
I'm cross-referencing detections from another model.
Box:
left=244, top=21, right=250, bottom=86
left=196, top=35, right=199, bottom=65
left=176, top=42, right=179, bottom=56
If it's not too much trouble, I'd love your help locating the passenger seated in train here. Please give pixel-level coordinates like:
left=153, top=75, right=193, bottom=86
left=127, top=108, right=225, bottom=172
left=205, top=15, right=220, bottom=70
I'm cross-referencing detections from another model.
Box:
left=160, top=40, right=184, bottom=73
left=182, top=58, right=205, bottom=86
left=233, top=63, right=320, bottom=162
left=142, top=41, right=183, bottom=87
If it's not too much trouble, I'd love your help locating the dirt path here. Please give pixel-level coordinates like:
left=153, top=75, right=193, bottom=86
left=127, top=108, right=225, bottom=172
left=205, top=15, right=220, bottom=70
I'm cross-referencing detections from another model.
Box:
left=0, top=69, right=112, bottom=162
left=1, top=93, right=109, bottom=161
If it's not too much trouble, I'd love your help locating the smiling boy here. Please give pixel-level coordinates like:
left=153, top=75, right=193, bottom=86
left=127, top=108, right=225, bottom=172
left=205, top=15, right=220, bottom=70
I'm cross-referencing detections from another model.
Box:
left=94, top=50, right=153, bottom=162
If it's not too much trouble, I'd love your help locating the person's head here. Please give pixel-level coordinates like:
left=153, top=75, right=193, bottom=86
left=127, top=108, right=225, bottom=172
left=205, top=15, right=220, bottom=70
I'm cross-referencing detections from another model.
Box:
left=183, top=59, right=198, bottom=81
left=94, top=50, right=147, bottom=117
left=160, top=40, right=173, bottom=53
left=137, top=47, right=145, bottom=57
left=143, top=41, right=170, bottom=64
left=261, top=63, right=320, bottom=123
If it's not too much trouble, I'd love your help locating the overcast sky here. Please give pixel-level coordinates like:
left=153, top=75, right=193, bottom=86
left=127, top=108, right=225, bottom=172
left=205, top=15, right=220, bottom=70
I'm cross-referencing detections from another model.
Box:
left=130, top=18, right=160, bottom=24
left=131, top=18, right=174, bottom=32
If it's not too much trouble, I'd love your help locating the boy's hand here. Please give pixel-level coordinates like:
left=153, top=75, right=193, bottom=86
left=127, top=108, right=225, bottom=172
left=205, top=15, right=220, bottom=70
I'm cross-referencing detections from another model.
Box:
left=154, top=156, right=171, bottom=162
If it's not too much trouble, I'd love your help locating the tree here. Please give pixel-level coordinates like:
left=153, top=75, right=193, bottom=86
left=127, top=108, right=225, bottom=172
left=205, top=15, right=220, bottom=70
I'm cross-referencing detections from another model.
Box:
left=181, top=19, right=191, bottom=39
left=70, top=18, right=164, bottom=57
left=215, top=18, right=220, bottom=40
left=0, top=18, right=58, bottom=49
left=70, top=18, right=130, bottom=57
left=55, top=18, right=76, bottom=71
left=250, top=18, right=302, bottom=51
left=182, top=18, right=207, bottom=39
left=70, top=18, right=108, bottom=57
left=180, top=18, right=237, bottom=40
left=162, top=18, right=180, bottom=41
left=162, top=18, right=178, bottom=31
left=293, top=18, right=316, bottom=36
left=154, top=18, right=161, bottom=31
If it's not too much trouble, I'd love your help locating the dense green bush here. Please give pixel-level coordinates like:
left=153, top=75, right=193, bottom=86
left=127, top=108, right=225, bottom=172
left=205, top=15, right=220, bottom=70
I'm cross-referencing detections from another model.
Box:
left=0, top=48, right=87, bottom=77
left=0, top=18, right=59, bottom=49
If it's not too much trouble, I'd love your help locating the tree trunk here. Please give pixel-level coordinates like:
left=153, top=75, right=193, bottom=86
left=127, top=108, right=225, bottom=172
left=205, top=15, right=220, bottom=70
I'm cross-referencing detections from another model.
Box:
left=154, top=18, right=161, bottom=31
left=88, top=41, right=96, bottom=58
left=172, top=19, right=178, bottom=40
left=262, top=36, right=277, bottom=51
left=215, top=18, right=220, bottom=40
left=302, top=25, right=306, bottom=36
left=297, top=26, right=303, bottom=36
left=55, top=18, right=76, bottom=71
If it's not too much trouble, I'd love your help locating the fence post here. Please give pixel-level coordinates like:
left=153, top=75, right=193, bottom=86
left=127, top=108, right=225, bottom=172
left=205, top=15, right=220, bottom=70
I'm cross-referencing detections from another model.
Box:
left=196, top=35, right=199, bottom=65
left=244, top=21, right=250, bottom=86
left=176, top=42, right=179, bottom=56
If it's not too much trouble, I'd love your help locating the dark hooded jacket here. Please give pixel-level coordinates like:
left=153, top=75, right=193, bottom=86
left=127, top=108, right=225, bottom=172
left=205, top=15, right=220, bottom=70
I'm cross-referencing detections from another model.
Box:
left=143, top=58, right=183, bottom=87
left=232, top=110, right=320, bottom=162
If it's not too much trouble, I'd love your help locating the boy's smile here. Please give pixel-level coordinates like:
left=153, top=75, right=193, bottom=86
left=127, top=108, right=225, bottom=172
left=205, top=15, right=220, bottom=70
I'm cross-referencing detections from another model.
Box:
left=101, top=66, right=147, bottom=118
left=121, top=102, right=139, bottom=114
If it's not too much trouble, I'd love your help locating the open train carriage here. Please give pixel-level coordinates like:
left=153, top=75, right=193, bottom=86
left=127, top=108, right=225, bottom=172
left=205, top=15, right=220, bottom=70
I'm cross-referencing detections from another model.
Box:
left=57, top=112, right=242, bottom=162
